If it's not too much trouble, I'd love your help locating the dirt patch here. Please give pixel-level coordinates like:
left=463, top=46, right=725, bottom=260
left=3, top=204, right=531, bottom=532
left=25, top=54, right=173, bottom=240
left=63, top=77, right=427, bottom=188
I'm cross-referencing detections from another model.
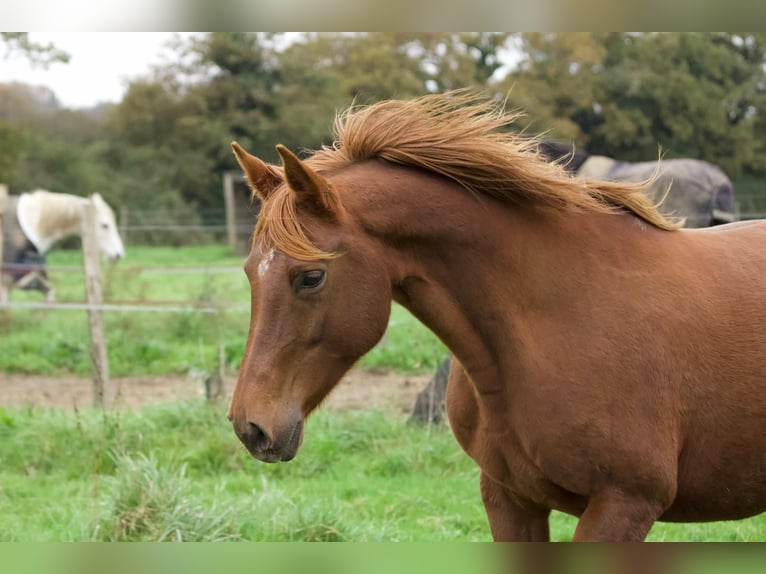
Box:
left=0, top=368, right=430, bottom=416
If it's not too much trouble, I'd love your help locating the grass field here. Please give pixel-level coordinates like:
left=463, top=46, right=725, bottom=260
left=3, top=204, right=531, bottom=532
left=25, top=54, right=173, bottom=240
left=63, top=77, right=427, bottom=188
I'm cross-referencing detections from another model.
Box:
left=1, top=245, right=764, bottom=542
left=0, top=401, right=763, bottom=542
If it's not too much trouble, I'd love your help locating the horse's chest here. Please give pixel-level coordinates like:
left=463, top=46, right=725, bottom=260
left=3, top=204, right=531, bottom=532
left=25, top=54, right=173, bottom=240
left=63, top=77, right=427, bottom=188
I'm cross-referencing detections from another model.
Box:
left=451, top=413, right=581, bottom=512
left=446, top=368, right=574, bottom=509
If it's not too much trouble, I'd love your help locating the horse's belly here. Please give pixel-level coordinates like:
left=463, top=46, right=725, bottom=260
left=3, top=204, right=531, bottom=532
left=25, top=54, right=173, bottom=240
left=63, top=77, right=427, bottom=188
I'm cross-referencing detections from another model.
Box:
left=661, top=503, right=765, bottom=523
left=662, top=449, right=766, bottom=522
left=662, top=488, right=766, bottom=523
left=664, top=371, right=766, bottom=522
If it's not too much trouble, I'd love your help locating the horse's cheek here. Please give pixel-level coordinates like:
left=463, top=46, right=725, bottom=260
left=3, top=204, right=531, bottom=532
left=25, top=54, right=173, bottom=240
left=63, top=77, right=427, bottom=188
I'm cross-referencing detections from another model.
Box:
left=330, top=284, right=390, bottom=356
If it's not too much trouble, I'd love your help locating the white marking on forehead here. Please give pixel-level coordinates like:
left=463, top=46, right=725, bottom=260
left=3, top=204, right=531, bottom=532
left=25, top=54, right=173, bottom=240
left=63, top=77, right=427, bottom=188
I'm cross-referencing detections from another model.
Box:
left=258, top=248, right=276, bottom=277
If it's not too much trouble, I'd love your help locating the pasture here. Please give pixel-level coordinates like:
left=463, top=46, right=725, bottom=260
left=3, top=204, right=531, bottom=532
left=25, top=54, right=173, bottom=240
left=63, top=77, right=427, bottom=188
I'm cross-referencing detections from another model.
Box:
left=0, top=246, right=763, bottom=541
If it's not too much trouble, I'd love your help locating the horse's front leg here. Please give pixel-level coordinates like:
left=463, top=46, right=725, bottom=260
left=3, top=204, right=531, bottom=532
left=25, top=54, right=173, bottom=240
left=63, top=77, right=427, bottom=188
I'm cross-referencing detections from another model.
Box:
left=480, top=471, right=550, bottom=541
left=572, top=488, right=666, bottom=541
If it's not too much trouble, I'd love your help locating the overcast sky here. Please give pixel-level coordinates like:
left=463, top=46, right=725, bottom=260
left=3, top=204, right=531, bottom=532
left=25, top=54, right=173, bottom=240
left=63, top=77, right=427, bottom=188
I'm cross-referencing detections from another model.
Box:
left=0, top=33, right=196, bottom=108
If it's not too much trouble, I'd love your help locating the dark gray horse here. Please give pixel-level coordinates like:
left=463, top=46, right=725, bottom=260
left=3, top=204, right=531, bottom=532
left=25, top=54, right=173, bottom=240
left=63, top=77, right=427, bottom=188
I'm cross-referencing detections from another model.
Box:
left=410, top=142, right=737, bottom=424
left=538, top=141, right=736, bottom=227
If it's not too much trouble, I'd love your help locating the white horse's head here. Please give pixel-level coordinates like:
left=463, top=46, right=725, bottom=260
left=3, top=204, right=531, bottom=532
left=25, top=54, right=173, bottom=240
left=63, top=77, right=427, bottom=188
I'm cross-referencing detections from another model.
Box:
left=91, top=193, right=125, bottom=260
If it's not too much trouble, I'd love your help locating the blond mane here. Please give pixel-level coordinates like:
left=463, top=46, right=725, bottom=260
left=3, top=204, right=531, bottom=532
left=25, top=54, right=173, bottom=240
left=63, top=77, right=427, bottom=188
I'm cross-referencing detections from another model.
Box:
left=255, top=90, right=680, bottom=259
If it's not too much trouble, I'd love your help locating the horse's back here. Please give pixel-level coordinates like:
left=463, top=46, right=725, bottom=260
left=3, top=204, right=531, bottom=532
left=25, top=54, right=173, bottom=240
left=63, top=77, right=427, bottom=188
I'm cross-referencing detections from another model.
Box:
left=680, top=218, right=766, bottom=339
left=686, top=218, right=766, bottom=275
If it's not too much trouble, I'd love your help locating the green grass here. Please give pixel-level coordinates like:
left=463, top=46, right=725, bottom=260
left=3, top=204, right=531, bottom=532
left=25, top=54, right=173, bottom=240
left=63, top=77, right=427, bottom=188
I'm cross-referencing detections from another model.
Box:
left=0, top=245, right=447, bottom=377
left=0, top=403, right=485, bottom=542
left=0, top=401, right=762, bottom=542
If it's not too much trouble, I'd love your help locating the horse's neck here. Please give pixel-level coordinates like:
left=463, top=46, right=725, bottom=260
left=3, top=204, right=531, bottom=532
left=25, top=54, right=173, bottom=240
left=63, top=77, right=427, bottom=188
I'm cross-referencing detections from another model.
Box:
left=341, top=162, right=659, bottom=384
left=340, top=163, right=550, bottom=375
left=387, top=206, right=568, bottom=379
left=17, top=191, right=86, bottom=253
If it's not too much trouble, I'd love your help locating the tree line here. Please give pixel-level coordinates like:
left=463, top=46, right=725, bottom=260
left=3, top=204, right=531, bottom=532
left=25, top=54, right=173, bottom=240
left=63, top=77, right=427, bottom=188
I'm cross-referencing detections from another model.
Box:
left=2, top=32, right=766, bottom=237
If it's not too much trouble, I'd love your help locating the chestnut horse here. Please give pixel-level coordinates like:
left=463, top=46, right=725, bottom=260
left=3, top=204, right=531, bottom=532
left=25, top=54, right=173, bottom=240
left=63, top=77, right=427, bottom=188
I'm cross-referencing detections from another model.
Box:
left=228, top=92, right=766, bottom=541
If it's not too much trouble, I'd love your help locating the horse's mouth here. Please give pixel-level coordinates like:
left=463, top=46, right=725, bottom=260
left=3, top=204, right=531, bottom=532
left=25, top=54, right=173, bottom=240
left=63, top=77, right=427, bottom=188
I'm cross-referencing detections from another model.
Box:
left=251, top=447, right=297, bottom=464
left=245, top=419, right=304, bottom=463
left=251, top=450, right=286, bottom=464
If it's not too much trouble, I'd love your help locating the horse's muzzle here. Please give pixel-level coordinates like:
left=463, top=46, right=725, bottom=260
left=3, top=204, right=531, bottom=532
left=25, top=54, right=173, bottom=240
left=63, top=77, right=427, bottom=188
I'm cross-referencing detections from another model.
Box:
left=234, top=417, right=304, bottom=463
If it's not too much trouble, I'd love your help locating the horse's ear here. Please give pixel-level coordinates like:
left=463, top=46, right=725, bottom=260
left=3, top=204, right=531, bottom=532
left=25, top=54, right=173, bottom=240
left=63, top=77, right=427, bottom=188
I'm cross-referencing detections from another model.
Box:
left=276, top=144, right=340, bottom=217
left=231, top=141, right=282, bottom=201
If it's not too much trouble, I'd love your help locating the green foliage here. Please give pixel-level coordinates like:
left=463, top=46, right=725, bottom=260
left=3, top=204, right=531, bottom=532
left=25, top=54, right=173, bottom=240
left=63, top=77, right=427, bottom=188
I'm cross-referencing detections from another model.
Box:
left=0, top=33, right=70, bottom=67
left=4, top=32, right=766, bottom=223
left=0, top=120, right=27, bottom=183
left=503, top=32, right=766, bottom=181
left=1, top=32, right=517, bottom=220
left=733, top=173, right=766, bottom=214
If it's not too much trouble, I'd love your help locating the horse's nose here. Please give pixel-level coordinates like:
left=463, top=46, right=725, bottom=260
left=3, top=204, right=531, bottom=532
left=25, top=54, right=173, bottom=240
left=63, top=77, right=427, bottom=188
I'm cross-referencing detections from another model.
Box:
left=238, top=420, right=272, bottom=454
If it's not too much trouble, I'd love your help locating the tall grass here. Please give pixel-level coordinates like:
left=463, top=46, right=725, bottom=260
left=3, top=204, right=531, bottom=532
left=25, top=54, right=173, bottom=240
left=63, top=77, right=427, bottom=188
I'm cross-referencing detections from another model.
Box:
left=0, top=402, right=486, bottom=542
left=93, top=451, right=242, bottom=541
left=0, top=401, right=762, bottom=542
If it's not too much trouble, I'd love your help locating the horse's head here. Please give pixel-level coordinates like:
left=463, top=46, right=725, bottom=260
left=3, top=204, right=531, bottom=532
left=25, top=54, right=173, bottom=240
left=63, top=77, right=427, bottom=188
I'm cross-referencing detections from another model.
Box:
left=228, top=142, right=393, bottom=463
left=90, top=193, right=125, bottom=260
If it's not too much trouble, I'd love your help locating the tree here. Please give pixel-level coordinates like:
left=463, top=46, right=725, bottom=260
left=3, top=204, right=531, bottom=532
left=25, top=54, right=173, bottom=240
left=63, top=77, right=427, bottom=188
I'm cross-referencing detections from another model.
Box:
left=101, top=33, right=286, bottom=216
left=590, top=33, right=766, bottom=177
left=499, top=33, right=766, bottom=178
left=1, top=33, right=69, bottom=67
left=497, top=33, right=607, bottom=142
left=0, top=120, right=26, bottom=184
left=411, top=32, right=514, bottom=92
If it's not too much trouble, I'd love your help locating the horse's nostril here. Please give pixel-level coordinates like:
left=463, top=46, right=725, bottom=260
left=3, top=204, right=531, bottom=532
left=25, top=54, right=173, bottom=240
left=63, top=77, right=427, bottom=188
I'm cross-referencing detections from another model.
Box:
left=246, top=421, right=272, bottom=452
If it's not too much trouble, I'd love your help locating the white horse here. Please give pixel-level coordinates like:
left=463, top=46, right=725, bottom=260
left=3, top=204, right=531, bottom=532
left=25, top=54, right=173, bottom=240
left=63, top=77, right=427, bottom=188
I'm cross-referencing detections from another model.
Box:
left=1, top=190, right=125, bottom=302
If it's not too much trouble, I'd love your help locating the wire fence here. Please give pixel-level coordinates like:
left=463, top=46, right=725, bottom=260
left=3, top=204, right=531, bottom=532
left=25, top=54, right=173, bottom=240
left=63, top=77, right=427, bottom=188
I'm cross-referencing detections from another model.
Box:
left=0, top=262, right=249, bottom=313
left=117, top=201, right=258, bottom=248
left=0, top=248, right=250, bottom=408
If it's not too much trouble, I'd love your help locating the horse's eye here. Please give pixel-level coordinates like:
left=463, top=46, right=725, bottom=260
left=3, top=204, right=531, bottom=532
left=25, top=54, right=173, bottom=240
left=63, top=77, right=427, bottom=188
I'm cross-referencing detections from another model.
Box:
left=293, top=270, right=326, bottom=293
left=100, top=222, right=109, bottom=230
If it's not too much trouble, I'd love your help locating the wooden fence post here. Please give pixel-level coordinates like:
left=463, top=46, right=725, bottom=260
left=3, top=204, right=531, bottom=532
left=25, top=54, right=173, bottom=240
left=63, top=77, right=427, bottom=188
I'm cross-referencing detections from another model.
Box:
left=119, top=206, right=129, bottom=247
left=81, top=197, right=112, bottom=409
left=0, top=184, right=7, bottom=281
left=223, top=172, right=237, bottom=253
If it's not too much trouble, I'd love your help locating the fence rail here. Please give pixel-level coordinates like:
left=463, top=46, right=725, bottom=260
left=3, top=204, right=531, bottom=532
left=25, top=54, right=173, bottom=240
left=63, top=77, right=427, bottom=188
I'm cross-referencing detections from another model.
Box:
left=0, top=301, right=247, bottom=313
left=2, top=262, right=243, bottom=273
